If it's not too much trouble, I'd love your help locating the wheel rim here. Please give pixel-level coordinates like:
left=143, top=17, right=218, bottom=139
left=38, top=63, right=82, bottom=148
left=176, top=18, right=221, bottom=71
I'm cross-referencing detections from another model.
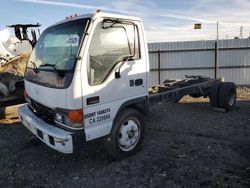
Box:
left=118, top=117, right=141, bottom=152
left=228, top=90, right=236, bottom=106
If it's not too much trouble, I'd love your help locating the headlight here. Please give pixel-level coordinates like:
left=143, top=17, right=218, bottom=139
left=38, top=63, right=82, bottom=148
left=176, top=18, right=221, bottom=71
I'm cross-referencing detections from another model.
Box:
left=55, top=113, right=63, bottom=123
left=54, top=109, right=84, bottom=130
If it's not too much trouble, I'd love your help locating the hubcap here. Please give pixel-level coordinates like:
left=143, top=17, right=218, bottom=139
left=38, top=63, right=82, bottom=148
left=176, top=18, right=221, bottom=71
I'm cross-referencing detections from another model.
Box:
left=118, top=118, right=140, bottom=152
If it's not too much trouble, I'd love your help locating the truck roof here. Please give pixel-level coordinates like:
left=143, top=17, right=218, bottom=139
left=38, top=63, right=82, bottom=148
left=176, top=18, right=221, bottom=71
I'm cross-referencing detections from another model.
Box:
left=49, top=11, right=141, bottom=29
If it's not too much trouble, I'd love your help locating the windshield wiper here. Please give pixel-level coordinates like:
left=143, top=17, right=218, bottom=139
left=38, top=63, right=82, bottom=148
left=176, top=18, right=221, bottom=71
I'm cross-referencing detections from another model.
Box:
left=39, top=63, right=57, bottom=70
left=39, top=63, right=65, bottom=77
left=30, top=61, right=39, bottom=74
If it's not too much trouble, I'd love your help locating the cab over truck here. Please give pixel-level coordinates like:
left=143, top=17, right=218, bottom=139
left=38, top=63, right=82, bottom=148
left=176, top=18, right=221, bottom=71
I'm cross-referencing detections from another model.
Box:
left=18, top=12, right=236, bottom=160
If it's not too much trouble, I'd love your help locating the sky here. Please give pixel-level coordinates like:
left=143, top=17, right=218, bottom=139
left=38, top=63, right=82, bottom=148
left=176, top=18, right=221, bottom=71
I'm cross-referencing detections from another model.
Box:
left=1, top=0, right=250, bottom=42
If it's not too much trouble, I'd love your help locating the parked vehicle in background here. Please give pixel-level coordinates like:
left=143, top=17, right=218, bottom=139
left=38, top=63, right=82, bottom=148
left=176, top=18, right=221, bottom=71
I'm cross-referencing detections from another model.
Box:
left=0, top=24, right=40, bottom=108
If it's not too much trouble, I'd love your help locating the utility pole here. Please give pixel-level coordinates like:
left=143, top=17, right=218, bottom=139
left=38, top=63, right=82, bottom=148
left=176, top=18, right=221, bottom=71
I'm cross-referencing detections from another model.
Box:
left=215, top=21, right=219, bottom=79
left=240, top=26, right=243, bottom=39
left=216, top=21, right=219, bottom=40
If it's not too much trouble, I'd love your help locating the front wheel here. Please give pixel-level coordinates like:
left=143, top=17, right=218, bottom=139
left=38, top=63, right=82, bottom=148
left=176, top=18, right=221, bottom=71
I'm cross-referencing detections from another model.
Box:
left=104, top=108, right=145, bottom=160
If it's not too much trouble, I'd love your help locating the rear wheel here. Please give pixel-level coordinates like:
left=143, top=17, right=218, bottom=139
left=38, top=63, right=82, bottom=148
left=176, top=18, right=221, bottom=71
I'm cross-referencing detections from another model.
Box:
left=218, top=82, right=236, bottom=111
left=104, top=108, right=145, bottom=160
left=209, top=82, right=236, bottom=110
left=209, top=82, right=221, bottom=108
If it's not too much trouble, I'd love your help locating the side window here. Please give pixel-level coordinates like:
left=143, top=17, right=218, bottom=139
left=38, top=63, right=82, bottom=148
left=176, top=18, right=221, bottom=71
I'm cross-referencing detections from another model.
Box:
left=88, top=21, right=139, bottom=85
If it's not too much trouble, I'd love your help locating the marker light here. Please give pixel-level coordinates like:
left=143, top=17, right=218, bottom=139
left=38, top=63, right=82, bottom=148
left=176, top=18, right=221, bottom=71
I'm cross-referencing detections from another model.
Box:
left=65, top=13, right=79, bottom=20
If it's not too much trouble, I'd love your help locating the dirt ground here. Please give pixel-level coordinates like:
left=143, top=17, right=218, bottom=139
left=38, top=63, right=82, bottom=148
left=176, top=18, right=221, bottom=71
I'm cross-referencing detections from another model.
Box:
left=0, top=87, right=250, bottom=187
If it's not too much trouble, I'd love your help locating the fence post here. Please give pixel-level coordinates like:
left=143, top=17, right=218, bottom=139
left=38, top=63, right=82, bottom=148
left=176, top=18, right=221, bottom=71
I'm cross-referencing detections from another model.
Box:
left=214, top=41, right=218, bottom=79
left=158, top=50, right=161, bottom=84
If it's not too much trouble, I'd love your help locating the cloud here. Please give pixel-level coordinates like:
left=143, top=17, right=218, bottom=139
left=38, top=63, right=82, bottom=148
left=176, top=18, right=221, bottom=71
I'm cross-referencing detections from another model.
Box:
left=16, top=0, right=250, bottom=42
left=140, top=0, right=250, bottom=41
left=16, top=0, right=216, bottom=23
left=16, top=0, right=115, bottom=12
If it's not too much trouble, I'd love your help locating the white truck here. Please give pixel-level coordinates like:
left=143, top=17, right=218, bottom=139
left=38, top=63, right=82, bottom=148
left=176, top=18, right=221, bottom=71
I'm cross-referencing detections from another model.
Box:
left=18, top=11, right=236, bottom=159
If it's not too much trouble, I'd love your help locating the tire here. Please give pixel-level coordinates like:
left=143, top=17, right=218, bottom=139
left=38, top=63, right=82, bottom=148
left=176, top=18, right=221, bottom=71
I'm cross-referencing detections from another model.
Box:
left=104, top=108, right=145, bottom=160
left=218, top=82, right=236, bottom=111
left=209, top=82, right=221, bottom=108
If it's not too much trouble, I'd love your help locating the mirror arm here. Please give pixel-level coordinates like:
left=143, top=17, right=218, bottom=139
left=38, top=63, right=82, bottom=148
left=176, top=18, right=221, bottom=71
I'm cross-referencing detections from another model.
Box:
left=115, top=56, right=132, bottom=79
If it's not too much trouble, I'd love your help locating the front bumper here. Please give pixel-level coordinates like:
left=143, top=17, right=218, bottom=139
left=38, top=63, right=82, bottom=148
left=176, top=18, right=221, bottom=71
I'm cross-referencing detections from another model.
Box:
left=18, top=104, right=85, bottom=154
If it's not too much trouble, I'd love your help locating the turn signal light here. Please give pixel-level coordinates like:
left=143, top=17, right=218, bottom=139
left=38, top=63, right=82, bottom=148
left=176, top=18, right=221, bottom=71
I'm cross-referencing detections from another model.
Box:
left=68, top=109, right=84, bottom=123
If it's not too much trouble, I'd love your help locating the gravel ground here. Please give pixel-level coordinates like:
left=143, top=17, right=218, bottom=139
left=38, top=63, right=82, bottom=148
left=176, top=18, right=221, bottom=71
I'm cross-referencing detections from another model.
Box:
left=0, top=87, right=250, bottom=187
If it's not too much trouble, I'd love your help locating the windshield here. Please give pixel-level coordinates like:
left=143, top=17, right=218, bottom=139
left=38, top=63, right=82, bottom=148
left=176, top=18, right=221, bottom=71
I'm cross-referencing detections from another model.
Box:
left=25, top=18, right=89, bottom=89
left=28, top=18, right=88, bottom=71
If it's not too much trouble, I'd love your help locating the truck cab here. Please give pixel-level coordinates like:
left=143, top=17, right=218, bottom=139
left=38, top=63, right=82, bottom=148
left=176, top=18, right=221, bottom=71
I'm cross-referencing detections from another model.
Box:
left=19, top=11, right=149, bottom=159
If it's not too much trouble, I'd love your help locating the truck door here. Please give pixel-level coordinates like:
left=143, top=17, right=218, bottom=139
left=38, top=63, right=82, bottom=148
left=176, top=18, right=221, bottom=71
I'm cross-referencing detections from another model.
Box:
left=81, top=19, right=147, bottom=140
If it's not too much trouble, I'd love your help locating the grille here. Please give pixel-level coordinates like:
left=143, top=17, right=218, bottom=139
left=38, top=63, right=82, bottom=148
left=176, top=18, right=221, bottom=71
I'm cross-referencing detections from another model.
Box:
left=29, top=98, right=55, bottom=124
